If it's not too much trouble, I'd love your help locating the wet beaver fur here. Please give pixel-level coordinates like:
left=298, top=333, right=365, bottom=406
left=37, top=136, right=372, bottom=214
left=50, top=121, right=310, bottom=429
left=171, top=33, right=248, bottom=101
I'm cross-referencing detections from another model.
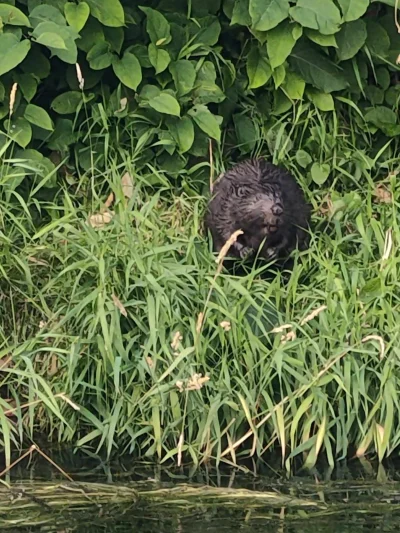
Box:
left=205, top=158, right=311, bottom=270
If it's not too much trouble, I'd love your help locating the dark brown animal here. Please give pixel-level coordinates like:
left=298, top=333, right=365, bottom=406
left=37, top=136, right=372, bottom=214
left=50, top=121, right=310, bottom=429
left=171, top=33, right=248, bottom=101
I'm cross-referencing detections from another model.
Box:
left=205, top=158, right=311, bottom=264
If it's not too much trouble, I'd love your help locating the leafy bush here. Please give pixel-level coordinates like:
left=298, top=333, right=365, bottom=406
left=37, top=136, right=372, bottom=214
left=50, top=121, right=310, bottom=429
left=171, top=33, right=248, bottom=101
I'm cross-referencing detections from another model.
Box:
left=0, top=0, right=399, bottom=195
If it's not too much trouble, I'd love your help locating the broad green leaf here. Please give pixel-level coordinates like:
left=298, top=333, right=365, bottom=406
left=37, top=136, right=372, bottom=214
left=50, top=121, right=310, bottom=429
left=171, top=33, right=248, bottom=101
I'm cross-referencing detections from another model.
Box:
left=35, top=32, right=67, bottom=49
left=128, top=44, right=151, bottom=68
left=148, top=92, right=180, bottom=116
left=112, top=52, right=142, bottom=91
left=376, top=66, right=390, bottom=90
left=247, top=45, right=272, bottom=89
left=20, top=47, right=50, bottom=79
left=139, top=6, right=171, bottom=45
left=338, top=0, right=369, bottom=22
left=290, top=0, right=341, bottom=35
left=305, top=29, right=337, bottom=47
left=87, top=42, right=113, bottom=70
left=169, top=59, right=196, bottom=96
left=336, top=20, right=367, bottom=61
left=77, top=17, right=104, bottom=52
left=365, top=86, right=384, bottom=105
left=231, top=0, right=251, bottom=26
left=51, top=91, right=82, bottom=114
left=190, top=16, right=221, bottom=46
left=233, top=113, right=258, bottom=153
left=290, top=41, right=348, bottom=93
left=0, top=3, right=30, bottom=26
left=311, top=162, right=330, bottom=184
left=307, top=89, right=335, bottom=111
left=85, top=0, right=124, bottom=27
left=267, top=20, right=302, bottom=69
left=192, top=61, right=225, bottom=104
left=249, top=0, right=290, bottom=32
left=295, top=149, right=312, bottom=168
left=0, top=34, right=31, bottom=76
left=188, top=104, right=221, bottom=142
left=5, top=117, right=32, bottom=147
left=365, top=106, right=397, bottom=127
left=0, top=81, right=5, bottom=102
left=47, top=118, right=75, bottom=151
left=281, top=71, right=305, bottom=99
left=103, top=26, right=124, bottom=54
left=64, top=1, right=90, bottom=32
left=167, top=116, right=194, bottom=153
left=25, top=103, right=54, bottom=130
left=272, top=63, right=286, bottom=88
left=32, top=21, right=78, bottom=63
left=29, top=5, right=66, bottom=28
left=365, top=21, right=390, bottom=56
left=148, top=43, right=170, bottom=74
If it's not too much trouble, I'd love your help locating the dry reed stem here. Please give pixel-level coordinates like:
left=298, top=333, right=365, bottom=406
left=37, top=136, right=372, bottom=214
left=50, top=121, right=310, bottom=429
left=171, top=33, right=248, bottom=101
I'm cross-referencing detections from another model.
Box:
left=196, top=230, right=243, bottom=335
left=362, top=335, right=386, bottom=359
left=4, top=392, right=79, bottom=416
left=75, top=63, right=84, bottom=90
left=9, top=83, right=17, bottom=117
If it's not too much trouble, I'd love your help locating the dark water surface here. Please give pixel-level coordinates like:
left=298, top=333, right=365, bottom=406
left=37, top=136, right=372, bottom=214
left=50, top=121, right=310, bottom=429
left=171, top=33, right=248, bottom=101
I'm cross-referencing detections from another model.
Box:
left=3, top=452, right=400, bottom=532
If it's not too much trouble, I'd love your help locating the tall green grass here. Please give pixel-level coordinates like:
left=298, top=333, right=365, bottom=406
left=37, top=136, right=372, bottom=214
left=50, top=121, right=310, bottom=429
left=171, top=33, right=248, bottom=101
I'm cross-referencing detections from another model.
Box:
left=0, top=102, right=400, bottom=472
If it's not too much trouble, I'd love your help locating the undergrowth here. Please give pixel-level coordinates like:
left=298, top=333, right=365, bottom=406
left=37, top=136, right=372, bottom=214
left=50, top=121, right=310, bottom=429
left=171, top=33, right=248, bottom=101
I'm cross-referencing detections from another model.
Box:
left=0, top=99, right=399, bottom=472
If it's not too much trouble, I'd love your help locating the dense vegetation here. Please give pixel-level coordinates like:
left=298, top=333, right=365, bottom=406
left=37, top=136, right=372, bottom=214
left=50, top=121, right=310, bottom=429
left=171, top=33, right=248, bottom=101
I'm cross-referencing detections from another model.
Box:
left=0, top=0, right=399, bottom=471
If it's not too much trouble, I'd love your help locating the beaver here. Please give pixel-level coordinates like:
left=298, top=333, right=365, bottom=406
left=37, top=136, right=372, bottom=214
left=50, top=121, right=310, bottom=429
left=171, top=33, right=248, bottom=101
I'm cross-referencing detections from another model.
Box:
left=204, top=158, right=311, bottom=266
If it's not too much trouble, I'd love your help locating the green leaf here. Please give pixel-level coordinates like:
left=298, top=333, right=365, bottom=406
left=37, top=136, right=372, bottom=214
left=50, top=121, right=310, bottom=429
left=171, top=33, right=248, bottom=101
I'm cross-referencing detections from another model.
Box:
left=0, top=81, right=5, bottom=102
left=281, top=71, right=305, bottom=99
left=272, top=64, right=286, bottom=88
left=35, top=32, right=67, bottom=49
left=311, top=162, right=330, bottom=184
left=0, top=34, right=31, bottom=76
left=47, top=118, right=75, bottom=151
left=295, top=149, right=312, bottom=168
left=169, top=60, right=196, bottom=96
left=14, top=73, right=37, bottom=102
left=366, top=21, right=390, bottom=57
left=51, top=91, right=82, bottom=114
left=87, top=42, right=113, bottom=70
left=29, top=5, right=66, bottom=28
left=148, top=92, right=180, bottom=116
left=233, top=113, right=258, bottom=153
left=188, top=104, right=221, bottom=142
left=64, top=1, right=90, bottom=32
left=290, top=41, right=348, bottom=93
left=266, top=20, right=302, bottom=69
left=192, top=61, right=225, bottom=104
left=365, top=106, right=397, bottom=127
left=85, top=0, right=124, bottom=27
left=231, top=0, right=251, bottom=26
left=5, top=117, right=32, bottom=148
left=247, top=45, right=272, bottom=89
left=103, top=26, right=124, bottom=54
left=290, top=0, right=341, bottom=35
left=338, top=0, right=369, bottom=22
left=148, top=43, right=170, bottom=74
left=0, top=3, right=30, bottom=26
left=139, top=6, right=171, bottom=45
left=24, top=103, right=54, bottom=130
left=306, top=89, right=335, bottom=111
left=32, top=21, right=78, bottom=63
left=112, top=52, right=142, bottom=91
left=167, top=116, right=195, bottom=153
left=249, top=0, right=290, bottom=32
left=336, top=20, right=367, bottom=61
left=20, top=47, right=50, bottom=79
left=305, top=29, right=337, bottom=47
left=190, top=16, right=221, bottom=46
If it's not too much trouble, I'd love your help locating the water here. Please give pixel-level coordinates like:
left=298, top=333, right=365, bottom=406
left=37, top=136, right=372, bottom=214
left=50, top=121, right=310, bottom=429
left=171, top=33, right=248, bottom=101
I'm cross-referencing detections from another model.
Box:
left=3, top=452, right=400, bottom=532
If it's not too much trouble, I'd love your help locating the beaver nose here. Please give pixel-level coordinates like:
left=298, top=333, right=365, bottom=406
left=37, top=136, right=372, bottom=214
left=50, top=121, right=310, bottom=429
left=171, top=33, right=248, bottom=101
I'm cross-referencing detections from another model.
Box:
left=271, top=204, right=283, bottom=216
